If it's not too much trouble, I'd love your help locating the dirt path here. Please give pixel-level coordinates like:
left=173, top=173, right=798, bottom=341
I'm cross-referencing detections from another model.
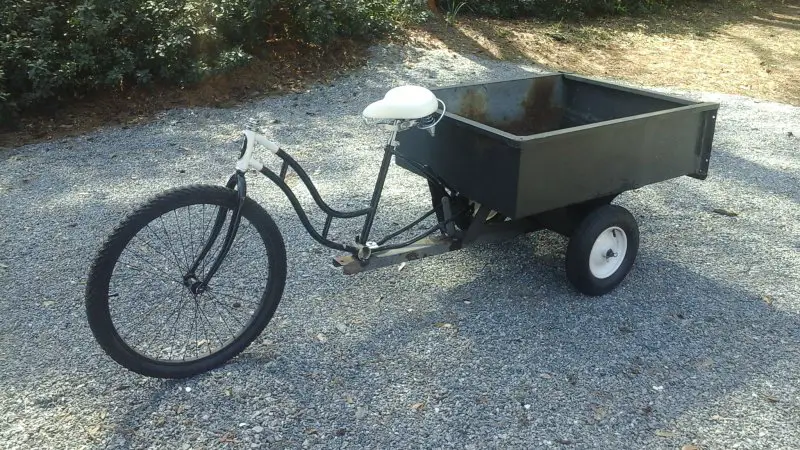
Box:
left=409, top=0, right=800, bottom=106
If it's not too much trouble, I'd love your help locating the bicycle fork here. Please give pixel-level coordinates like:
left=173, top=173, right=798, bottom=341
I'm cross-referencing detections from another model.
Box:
left=184, top=171, right=247, bottom=293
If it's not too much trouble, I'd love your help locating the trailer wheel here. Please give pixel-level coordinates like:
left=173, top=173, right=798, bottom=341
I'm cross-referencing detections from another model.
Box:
left=565, top=205, right=639, bottom=296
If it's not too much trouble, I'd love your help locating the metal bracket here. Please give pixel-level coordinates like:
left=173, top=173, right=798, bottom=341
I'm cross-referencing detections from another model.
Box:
left=441, top=196, right=456, bottom=236
left=356, top=241, right=379, bottom=261
left=333, top=235, right=459, bottom=275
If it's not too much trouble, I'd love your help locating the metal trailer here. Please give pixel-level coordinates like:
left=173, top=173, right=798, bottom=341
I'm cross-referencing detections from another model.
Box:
left=335, top=72, right=719, bottom=295
left=84, top=72, right=720, bottom=378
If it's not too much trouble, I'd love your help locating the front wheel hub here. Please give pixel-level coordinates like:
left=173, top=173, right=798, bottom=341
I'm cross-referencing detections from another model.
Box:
left=189, top=281, right=207, bottom=295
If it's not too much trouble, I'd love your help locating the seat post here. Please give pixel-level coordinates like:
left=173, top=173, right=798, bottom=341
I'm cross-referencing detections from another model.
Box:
left=358, top=121, right=400, bottom=244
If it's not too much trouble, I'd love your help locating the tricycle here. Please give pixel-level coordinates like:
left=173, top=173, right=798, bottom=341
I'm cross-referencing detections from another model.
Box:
left=85, top=73, right=719, bottom=378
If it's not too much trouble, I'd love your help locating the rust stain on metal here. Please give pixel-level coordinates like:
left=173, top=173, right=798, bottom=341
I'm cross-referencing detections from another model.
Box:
left=500, top=77, right=565, bottom=136
left=459, top=88, right=488, bottom=124
left=455, top=78, right=567, bottom=136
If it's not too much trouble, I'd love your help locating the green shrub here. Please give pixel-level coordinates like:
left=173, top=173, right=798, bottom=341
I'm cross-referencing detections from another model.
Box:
left=0, top=0, right=423, bottom=126
left=446, top=0, right=683, bottom=19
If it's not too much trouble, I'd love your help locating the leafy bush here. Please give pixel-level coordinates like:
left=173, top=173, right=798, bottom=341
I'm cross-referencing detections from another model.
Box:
left=0, top=0, right=423, bottom=126
left=444, top=0, right=684, bottom=19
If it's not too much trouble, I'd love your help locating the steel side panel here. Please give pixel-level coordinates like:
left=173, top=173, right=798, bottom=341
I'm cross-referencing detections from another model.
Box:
left=515, top=106, right=717, bottom=217
left=561, top=73, right=697, bottom=106
left=397, top=119, right=521, bottom=218
left=395, top=73, right=719, bottom=219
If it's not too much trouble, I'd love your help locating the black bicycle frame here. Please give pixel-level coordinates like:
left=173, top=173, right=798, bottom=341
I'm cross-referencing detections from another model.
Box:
left=260, top=143, right=464, bottom=255
left=186, top=171, right=247, bottom=291
left=190, top=129, right=468, bottom=286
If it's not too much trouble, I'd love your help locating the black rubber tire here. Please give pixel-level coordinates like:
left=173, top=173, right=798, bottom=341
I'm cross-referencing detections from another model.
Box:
left=85, top=185, right=287, bottom=378
left=565, top=204, right=639, bottom=296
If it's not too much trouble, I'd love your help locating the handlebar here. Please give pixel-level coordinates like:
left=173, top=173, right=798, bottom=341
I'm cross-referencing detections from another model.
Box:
left=237, top=130, right=280, bottom=172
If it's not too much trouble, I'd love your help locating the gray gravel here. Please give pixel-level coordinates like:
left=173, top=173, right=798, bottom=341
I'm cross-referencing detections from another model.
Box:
left=1, top=43, right=798, bottom=450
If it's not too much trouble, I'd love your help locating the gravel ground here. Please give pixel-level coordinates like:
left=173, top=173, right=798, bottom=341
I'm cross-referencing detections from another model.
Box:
left=1, top=44, right=798, bottom=450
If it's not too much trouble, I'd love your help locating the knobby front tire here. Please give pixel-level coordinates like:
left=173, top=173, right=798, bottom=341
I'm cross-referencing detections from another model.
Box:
left=85, top=185, right=287, bottom=378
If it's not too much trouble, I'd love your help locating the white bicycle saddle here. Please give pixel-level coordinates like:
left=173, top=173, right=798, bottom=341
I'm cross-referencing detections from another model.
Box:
left=362, top=85, right=439, bottom=121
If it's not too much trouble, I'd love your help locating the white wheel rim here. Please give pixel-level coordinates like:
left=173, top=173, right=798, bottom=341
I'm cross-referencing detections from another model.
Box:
left=588, top=226, right=628, bottom=279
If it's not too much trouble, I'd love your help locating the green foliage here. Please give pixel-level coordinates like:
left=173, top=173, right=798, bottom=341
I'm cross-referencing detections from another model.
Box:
left=0, top=0, right=422, bottom=124
left=444, top=1, right=469, bottom=25
left=446, top=0, right=685, bottom=19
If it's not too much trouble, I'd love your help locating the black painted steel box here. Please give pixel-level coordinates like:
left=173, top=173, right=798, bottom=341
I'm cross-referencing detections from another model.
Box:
left=395, top=73, right=719, bottom=219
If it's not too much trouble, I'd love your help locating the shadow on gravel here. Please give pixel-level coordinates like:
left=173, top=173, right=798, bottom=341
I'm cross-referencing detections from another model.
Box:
left=712, top=151, right=800, bottom=205
left=224, top=224, right=797, bottom=445
left=110, top=382, right=181, bottom=446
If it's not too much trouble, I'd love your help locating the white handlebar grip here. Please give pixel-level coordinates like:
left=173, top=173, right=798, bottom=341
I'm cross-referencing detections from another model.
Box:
left=237, top=130, right=265, bottom=172
left=254, top=134, right=280, bottom=153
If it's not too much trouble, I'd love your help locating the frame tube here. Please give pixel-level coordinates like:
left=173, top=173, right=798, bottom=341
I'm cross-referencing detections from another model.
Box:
left=376, top=209, right=436, bottom=246
left=260, top=167, right=360, bottom=253
left=277, top=149, right=371, bottom=219
left=358, top=145, right=394, bottom=244
left=247, top=130, right=461, bottom=258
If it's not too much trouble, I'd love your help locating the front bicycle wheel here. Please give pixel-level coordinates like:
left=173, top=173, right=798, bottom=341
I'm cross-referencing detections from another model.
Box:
left=85, top=185, right=286, bottom=378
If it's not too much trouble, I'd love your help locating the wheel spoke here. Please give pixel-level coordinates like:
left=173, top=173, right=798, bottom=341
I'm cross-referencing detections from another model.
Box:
left=135, top=287, right=189, bottom=358
left=112, top=286, right=178, bottom=335
left=130, top=232, right=183, bottom=274
left=202, top=292, right=241, bottom=341
left=187, top=297, right=200, bottom=361
left=173, top=209, right=191, bottom=275
left=117, top=260, right=183, bottom=287
left=206, top=286, right=260, bottom=310
left=158, top=215, right=188, bottom=274
left=165, top=291, right=192, bottom=361
left=115, top=281, right=182, bottom=342
left=193, top=297, right=212, bottom=357
left=187, top=205, right=196, bottom=267
left=205, top=291, right=248, bottom=329
left=142, top=224, right=186, bottom=276
left=196, top=300, right=229, bottom=352
left=202, top=219, right=253, bottom=281
left=200, top=204, right=214, bottom=280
